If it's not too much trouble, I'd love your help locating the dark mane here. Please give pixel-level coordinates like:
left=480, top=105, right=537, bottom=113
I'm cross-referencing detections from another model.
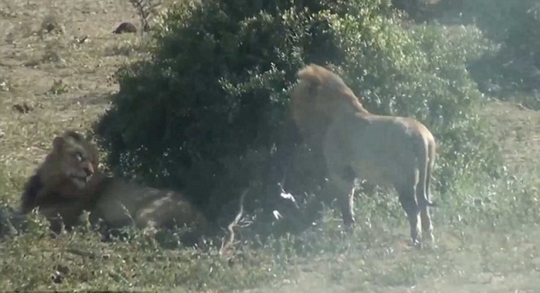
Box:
left=19, top=173, right=44, bottom=213
left=296, top=64, right=367, bottom=113
left=62, top=130, right=86, bottom=142
left=19, top=130, right=96, bottom=214
left=297, top=64, right=356, bottom=97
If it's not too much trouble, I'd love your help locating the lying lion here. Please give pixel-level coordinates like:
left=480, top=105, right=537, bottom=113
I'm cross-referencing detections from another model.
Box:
left=19, top=130, right=208, bottom=238
left=290, top=64, right=437, bottom=247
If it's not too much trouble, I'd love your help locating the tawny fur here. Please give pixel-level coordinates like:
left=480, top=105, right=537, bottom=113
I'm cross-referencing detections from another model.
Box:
left=290, top=64, right=437, bottom=246
left=20, top=130, right=100, bottom=232
left=88, top=175, right=208, bottom=235
left=19, top=130, right=207, bottom=236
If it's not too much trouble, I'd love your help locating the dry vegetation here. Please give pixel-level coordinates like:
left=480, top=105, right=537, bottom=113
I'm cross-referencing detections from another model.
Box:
left=0, top=0, right=539, bottom=292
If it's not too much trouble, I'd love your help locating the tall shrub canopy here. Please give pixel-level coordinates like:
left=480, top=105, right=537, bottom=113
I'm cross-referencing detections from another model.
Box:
left=95, top=0, right=499, bottom=226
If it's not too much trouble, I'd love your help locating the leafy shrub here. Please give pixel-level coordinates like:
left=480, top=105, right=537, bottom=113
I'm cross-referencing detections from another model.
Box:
left=390, top=0, right=435, bottom=21
left=402, top=0, right=540, bottom=95
left=95, top=0, right=500, bottom=233
left=467, top=0, right=540, bottom=96
left=96, top=0, right=319, bottom=222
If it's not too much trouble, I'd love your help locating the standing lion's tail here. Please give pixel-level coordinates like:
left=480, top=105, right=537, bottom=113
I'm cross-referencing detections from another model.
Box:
left=416, top=134, right=437, bottom=208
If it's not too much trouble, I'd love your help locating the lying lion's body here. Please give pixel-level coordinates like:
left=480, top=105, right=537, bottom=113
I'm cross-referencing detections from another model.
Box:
left=19, top=130, right=207, bottom=236
left=290, top=64, right=436, bottom=246
left=88, top=176, right=208, bottom=233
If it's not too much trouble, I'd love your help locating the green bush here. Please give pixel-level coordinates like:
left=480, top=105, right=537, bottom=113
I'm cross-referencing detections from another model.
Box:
left=95, top=0, right=500, bottom=232
left=390, top=0, right=434, bottom=21
left=467, top=0, right=540, bottom=96
left=404, top=0, right=540, bottom=95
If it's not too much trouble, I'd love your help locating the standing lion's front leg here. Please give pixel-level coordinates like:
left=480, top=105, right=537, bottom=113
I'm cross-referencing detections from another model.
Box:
left=326, top=166, right=357, bottom=230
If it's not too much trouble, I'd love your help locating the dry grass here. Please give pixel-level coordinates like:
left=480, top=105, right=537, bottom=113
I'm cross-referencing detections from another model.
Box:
left=0, top=0, right=146, bottom=180
left=0, top=0, right=540, bottom=292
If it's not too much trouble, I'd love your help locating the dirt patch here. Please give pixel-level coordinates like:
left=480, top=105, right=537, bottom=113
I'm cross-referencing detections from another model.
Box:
left=481, top=101, right=540, bottom=179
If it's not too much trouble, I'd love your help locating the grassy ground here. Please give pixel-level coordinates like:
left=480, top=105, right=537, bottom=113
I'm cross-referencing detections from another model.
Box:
left=1, top=0, right=540, bottom=292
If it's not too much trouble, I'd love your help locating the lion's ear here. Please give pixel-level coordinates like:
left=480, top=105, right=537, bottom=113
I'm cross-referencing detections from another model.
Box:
left=52, top=136, right=66, bottom=151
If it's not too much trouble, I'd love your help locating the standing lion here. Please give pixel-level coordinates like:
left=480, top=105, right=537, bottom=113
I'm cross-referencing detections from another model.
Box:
left=290, top=64, right=437, bottom=247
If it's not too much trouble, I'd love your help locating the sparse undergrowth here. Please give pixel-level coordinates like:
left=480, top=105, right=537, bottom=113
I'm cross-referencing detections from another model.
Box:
left=0, top=215, right=294, bottom=291
left=1, top=157, right=540, bottom=291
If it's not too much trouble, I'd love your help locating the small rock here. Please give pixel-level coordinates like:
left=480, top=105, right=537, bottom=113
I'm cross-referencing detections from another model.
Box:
left=113, top=22, right=137, bottom=34
left=12, top=102, right=33, bottom=114
left=44, top=22, right=56, bottom=33
left=40, top=16, right=64, bottom=34
left=53, top=264, right=70, bottom=275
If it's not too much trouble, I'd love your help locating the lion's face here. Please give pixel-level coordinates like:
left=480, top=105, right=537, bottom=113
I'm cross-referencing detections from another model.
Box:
left=292, top=64, right=363, bottom=121
left=64, top=150, right=94, bottom=189
left=53, top=135, right=97, bottom=190
left=290, top=78, right=343, bottom=141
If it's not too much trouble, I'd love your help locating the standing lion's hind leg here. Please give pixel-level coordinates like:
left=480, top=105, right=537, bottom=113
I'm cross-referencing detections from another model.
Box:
left=420, top=209, right=434, bottom=247
left=417, top=180, right=435, bottom=245
left=417, top=145, right=436, bottom=246
left=395, top=183, right=421, bottom=247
